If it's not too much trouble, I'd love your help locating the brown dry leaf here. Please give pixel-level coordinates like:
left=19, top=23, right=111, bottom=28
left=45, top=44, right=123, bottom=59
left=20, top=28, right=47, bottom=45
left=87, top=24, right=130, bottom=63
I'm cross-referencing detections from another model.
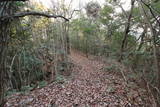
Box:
left=5, top=50, right=151, bottom=107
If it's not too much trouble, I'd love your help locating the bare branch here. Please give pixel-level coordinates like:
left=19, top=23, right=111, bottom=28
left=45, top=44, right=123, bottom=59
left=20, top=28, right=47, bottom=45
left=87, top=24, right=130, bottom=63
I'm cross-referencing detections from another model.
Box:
left=68, top=9, right=80, bottom=20
left=118, top=4, right=128, bottom=18
left=0, top=0, right=27, bottom=2
left=0, top=11, right=69, bottom=21
left=140, top=0, right=160, bottom=25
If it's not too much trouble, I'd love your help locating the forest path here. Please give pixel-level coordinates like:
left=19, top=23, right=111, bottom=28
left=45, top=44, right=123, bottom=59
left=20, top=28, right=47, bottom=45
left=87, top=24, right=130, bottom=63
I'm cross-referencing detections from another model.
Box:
left=5, top=50, right=150, bottom=107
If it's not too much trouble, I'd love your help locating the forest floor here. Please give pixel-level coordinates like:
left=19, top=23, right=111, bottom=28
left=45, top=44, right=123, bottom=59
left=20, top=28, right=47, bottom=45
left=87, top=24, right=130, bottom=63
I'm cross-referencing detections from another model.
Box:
left=5, top=50, right=152, bottom=107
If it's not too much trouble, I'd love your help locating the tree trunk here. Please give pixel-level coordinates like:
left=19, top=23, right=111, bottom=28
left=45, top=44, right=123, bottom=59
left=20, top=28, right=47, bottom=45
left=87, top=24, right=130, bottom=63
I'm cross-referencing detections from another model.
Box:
left=0, top=18, right=10, bottom=107
left=66, top=22, right=70, bottom=54
left=63, top=21, right=70, bottom=55
left=119, top=0, right=135, bottom=61
left=0, top=2, right=12, bottom=106
left=137, top=26, right=147, bottom=51
left=139, top=1, right=160, bottom=106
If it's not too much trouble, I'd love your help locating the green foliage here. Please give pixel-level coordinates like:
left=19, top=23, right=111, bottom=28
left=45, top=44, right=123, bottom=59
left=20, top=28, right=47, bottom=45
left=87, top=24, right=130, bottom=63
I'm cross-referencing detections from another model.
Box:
left=70, top=2, right=160, bottom=104
left=15, top=2, right=25, bottom=7
left=102, top=64, right=120, bottom=72
left=132, top=7, right=142, bottom=22
left=3, top=0, right=160, bottom=104
left=100, top=4, right=114, bottom=24
left=7, top=16, right=59, bottom=92
left=55, top=75, right=66, bottom=84
left=151, top=0, right=160, bottom=11
left=38, top=81, right=48, bottom=88
left=21, top=85, right=33, bottom=92
left=121, top=50, right=157, bottom=86
left=5, top=89, right=17, bottom=96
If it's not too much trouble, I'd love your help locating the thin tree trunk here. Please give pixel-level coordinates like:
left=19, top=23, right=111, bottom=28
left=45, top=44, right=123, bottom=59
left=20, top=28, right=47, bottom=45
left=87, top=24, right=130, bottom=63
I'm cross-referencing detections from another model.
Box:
left=66, top=22, right=70, bottom=54
left=0, top=17, right=10, bottom=107
left=139, top=1, right=160, bottom=106
left=0, top=2, right=11, bottom=106
left=137, top=26, right=147, bottom=51
left=119, top=0, right=135, bottom=61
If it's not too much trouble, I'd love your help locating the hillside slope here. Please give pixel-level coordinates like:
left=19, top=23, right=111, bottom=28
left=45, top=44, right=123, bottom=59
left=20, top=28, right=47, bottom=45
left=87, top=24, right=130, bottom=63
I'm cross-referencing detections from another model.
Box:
left=5, top=50, right=151, bottom=107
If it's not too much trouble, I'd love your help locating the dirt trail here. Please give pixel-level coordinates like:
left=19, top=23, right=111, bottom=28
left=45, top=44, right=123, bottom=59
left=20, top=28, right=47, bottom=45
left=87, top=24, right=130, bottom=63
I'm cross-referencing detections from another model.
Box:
left=5, top=50, right=150, bottom=107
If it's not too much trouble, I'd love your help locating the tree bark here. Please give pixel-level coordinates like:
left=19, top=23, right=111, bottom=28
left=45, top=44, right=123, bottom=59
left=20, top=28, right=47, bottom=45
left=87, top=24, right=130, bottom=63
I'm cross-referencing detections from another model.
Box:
left=0, top=15, right=10, bottom=107
left=119, top=0, right=135, bottom=61
left=65, top=21, right=70, bottom=54
left=0, top=2, right=11, bottom=106
left=137, top=26, right=147, bottom=51
left=0, top=11, right=69, bottom=21
left=0, top=0, right=27, bottom=2
left=139, top=1, right=160, bottom=106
